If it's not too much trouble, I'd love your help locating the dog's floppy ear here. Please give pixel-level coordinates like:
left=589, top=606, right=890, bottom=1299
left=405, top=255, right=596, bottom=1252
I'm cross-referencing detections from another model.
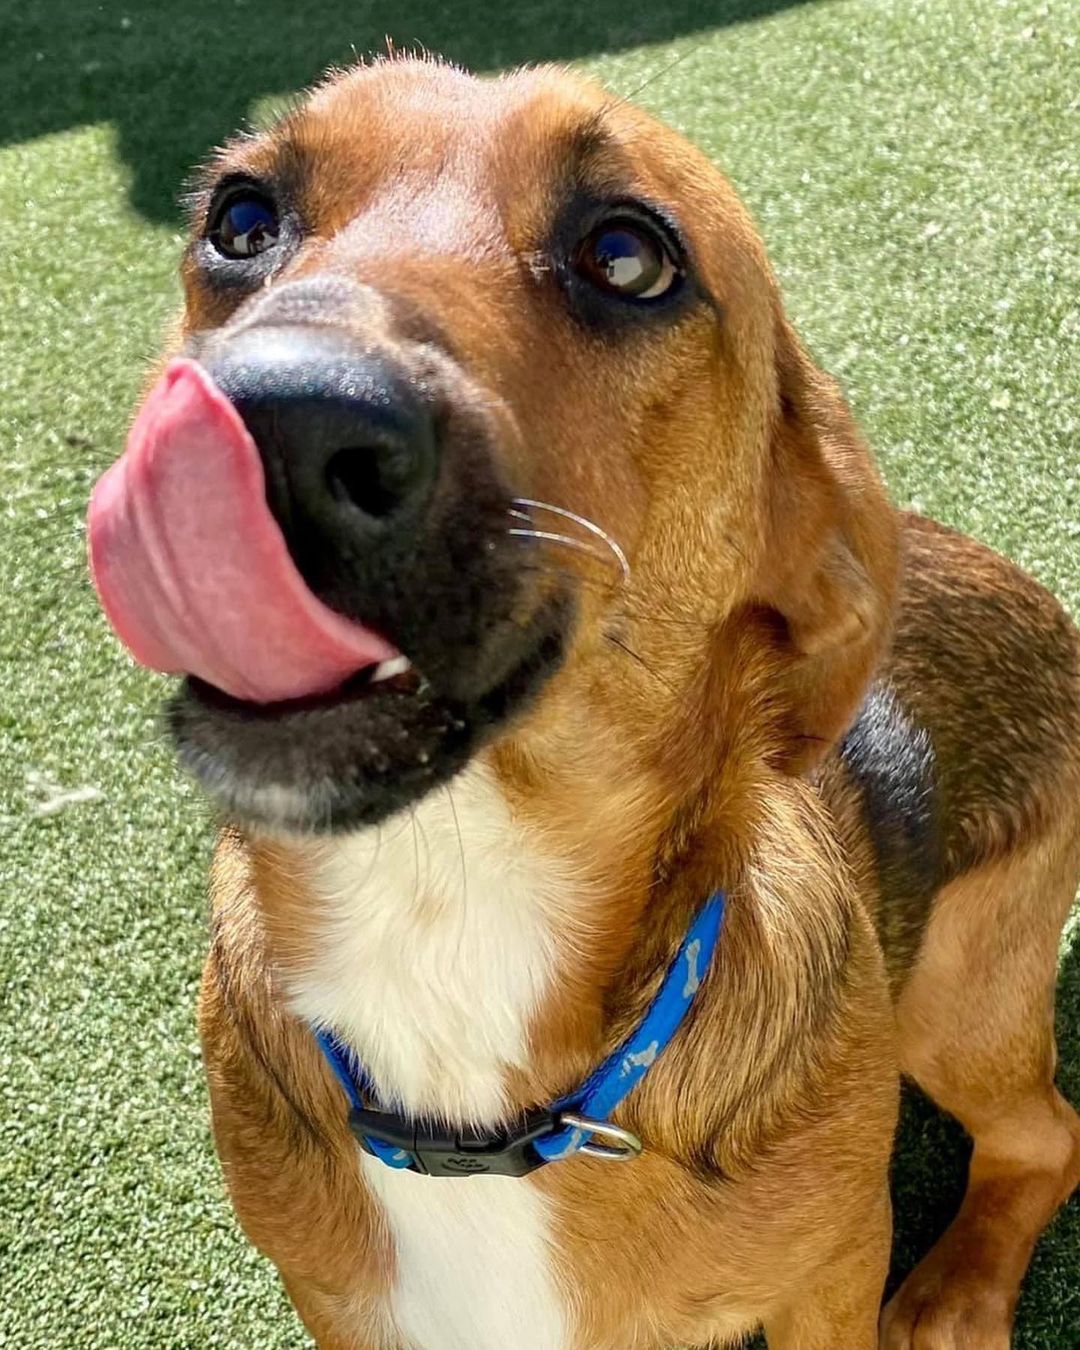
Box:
left=754, top=312, right=900, bottom=773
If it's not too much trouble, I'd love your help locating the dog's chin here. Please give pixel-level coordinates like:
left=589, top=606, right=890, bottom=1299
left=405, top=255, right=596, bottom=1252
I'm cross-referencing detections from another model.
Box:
left=165, top=593, right=573, bottom=836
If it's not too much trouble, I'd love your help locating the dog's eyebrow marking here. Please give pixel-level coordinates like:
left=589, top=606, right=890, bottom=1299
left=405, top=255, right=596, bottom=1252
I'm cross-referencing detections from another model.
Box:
left=182, top=128, right=311, bottom=232
left=542, top=110, right=625, bottom=197
left=561, top=109, right=617, bottom=172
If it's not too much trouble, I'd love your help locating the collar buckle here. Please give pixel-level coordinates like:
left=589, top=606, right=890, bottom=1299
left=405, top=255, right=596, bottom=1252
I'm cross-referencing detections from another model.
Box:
left=348, top=1105, right=557, bottom=1177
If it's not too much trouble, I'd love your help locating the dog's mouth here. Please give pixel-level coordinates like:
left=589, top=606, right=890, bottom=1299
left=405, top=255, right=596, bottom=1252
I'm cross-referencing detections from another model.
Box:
left=166, top=593, right=569, bottom=833
left=87, top=334, right=574, bottom=834
left=189, top=652, right=425, bottom=721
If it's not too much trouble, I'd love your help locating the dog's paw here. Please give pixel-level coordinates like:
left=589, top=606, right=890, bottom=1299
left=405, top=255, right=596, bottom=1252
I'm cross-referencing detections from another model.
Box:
left=879, top=1255, right=1013, bottom=1350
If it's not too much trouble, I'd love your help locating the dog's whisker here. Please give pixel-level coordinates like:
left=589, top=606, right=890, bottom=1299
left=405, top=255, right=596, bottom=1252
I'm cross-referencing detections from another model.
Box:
left=443, top=781, right=472, bottom=975
left=511, top=497, right=631, bottom=583
left=605, top=632, right=681, bottom=698
left=507, top=527, right=613, bottom=572
left=443, top=782, right=468, bottom=904
left=409, top=804, right=422, bottom=910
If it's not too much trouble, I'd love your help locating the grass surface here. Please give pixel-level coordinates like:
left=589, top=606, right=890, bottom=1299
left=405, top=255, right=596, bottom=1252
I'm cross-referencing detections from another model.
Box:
left=2, top=0, right=1078, bottom=1345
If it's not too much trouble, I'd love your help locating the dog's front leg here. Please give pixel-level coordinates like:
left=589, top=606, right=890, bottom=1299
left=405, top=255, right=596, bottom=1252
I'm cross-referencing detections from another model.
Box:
left=282, top=1272, right=402, bottom=1350
left=761, top=1189, right=892, bottom=1350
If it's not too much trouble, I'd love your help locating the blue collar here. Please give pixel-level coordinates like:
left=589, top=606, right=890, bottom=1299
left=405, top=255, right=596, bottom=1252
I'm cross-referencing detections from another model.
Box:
left=315, top=890, right=726, bottom=1177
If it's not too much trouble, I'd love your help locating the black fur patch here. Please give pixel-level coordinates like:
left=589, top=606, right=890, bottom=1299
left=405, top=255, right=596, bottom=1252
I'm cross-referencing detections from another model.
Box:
left=839, top=683, right=942, bottom=979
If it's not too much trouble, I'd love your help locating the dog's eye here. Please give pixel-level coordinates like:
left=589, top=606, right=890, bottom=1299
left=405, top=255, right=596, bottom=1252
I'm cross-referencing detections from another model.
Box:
left=209, top=191, right=280, bottom=260
left=573, top=218, right=679, bottom=300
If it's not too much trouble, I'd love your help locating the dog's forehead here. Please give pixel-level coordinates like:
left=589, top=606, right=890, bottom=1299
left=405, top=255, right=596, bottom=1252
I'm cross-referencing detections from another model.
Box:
left=232, top=62, right=720, bottom=246
left=294, top=60, right=661, bottom=174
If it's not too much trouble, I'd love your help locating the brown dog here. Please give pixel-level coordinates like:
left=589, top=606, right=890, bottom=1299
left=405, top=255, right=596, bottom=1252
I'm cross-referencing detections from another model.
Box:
left=88, top=57, right=1080, bottom=1349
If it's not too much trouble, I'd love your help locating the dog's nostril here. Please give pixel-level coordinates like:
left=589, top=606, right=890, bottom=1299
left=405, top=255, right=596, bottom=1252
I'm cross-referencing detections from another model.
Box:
left=325, top=445, right=412, bottom=520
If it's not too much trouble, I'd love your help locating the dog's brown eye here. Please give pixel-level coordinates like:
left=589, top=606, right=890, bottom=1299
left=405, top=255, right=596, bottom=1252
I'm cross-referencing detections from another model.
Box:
left=210, top=192, right=280, bottom=260
left=574, top=219, right=678, bottom=300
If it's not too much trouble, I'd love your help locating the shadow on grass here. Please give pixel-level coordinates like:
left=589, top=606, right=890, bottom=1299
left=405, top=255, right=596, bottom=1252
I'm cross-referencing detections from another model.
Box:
left=6, top=0, right=821, bottom=224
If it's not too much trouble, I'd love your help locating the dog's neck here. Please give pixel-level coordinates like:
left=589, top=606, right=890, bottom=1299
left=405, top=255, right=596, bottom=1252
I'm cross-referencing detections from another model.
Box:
left=246, top=733, right=864, bottom=1173
left=271, top=761, right=593, bottom=1124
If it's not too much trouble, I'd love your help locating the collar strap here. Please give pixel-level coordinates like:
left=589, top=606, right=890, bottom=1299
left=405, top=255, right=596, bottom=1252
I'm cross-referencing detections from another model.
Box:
left=315, top=890, right=726, bottom=1177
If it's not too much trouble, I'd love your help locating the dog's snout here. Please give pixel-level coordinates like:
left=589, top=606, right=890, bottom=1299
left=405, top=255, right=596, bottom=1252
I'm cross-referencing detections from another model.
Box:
left=204, top=325, right=438, bottom=537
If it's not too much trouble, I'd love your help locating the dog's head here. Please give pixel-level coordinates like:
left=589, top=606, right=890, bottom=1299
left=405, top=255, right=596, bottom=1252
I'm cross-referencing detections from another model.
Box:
left=89, top=59, right=898, bottom=836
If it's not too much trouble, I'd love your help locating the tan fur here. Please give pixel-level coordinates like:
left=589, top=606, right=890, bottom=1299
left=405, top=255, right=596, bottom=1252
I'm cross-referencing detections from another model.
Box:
left=162, top=57, right=1080, bottom=1349
left=881, top=821, right=1080, bottom=1348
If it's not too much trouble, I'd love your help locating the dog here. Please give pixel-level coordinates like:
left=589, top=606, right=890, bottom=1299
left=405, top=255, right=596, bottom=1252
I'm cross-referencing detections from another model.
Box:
left=87, top=56, right=1080, bottom=1349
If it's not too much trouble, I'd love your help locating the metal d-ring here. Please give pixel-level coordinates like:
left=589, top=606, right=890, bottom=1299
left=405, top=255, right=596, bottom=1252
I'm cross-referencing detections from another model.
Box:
left=559, top=1112, right=643, bottom=1161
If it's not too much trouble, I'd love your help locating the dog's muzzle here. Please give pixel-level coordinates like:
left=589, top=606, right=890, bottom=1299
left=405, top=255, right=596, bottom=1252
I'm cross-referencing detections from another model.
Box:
left=87, top=280, right=574, bottom=832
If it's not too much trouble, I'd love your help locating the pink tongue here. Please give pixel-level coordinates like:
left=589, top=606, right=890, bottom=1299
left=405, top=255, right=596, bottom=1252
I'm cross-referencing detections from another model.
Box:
left=87, top=357, right=398, bottom=704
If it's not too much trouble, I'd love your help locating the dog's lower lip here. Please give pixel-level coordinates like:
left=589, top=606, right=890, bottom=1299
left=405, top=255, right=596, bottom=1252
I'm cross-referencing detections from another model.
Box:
left=188, top=656, right=422, bottom=719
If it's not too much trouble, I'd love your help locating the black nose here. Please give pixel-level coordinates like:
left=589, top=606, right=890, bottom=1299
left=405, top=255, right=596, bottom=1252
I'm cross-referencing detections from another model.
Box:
left=202, top=325, right=438, bottom=544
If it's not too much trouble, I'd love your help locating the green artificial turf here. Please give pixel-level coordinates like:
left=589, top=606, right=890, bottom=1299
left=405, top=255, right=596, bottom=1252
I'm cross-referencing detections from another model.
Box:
left=2, top=0, right=1078, bottom=1344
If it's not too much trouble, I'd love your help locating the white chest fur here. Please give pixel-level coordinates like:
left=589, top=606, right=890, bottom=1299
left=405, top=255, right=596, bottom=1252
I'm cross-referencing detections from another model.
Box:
left=285, top=763, right=572, bottom=1350
left=361, top=1161, right=568, bottom=1350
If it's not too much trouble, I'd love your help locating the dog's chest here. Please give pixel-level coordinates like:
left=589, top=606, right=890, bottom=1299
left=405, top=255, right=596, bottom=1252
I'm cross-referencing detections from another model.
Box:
left=361, top=1160, right=568, bottom=1350
left=286, top=765, right=572, bottom=1349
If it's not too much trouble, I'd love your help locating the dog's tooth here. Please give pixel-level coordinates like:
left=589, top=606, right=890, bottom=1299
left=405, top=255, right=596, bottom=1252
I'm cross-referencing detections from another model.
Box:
left=370, top=655, right=413, bottom=684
